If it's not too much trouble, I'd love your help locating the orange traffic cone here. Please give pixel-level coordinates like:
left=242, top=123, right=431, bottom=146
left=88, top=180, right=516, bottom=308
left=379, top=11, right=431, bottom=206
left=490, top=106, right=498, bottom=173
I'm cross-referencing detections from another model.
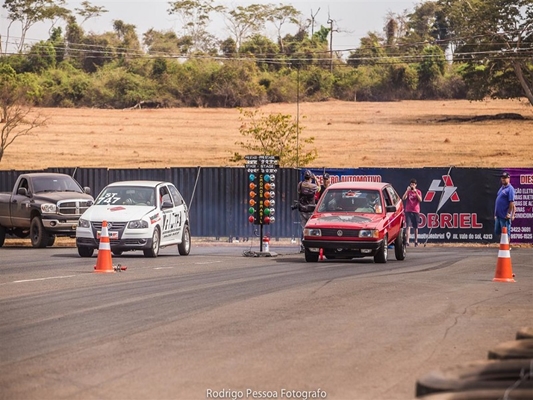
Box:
left=493, top=226, right=515, bottom=282
left=319, top=248, right=324, bottom=261
left=94, top=220, right=115, bottom=273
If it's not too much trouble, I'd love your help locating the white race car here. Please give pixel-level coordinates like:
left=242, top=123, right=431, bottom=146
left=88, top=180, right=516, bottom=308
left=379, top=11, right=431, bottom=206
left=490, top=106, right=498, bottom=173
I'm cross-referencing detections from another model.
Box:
left=76, top=180, right=191, bottom=258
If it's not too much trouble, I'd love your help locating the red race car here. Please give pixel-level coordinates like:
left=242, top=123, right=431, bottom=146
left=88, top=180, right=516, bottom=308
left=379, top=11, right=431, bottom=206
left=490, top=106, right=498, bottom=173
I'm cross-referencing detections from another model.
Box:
left=302, top=182, right=406, bottom=263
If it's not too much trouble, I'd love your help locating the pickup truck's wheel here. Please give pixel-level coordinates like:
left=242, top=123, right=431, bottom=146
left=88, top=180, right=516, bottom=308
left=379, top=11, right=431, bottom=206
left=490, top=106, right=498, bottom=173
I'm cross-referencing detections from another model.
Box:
left=78, top=246, right=94, bottom=257
left=304, top=248, right=319, bottom=262
left=144, top=228, right=160, bottom=257
left=374, top=235, right=388, bottom=263
left=178, top=224, right=191, bottom=255
left=30, top=216, right=50, bottom=248
left=112, top=250, right=123, bottom=256
left=47, top=235, right=56, bottom=247
left=0, top=225, right=5, bottom=247
left=394, top=229, right=406, bottom=261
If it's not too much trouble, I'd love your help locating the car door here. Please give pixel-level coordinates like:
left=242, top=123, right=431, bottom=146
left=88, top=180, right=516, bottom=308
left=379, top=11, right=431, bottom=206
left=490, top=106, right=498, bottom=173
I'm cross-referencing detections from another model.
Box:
left=168, top=184, right=186, bottom=243
left=10, top=178, right=32, bottom=229
left=385, top=185, right=403, bottom=239
left=159, top=185, right=181, bottom=245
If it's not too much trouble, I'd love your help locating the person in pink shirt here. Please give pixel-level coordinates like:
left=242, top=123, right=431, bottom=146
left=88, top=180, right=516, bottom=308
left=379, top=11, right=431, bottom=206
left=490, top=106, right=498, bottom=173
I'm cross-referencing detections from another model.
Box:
left=402, top=178, right=423, bottom=247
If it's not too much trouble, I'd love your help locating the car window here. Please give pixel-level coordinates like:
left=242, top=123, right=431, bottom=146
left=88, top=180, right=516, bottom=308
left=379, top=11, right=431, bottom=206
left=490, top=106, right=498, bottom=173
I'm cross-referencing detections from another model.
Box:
left=318, top=189, right=382, bottom=213
left=169, top=185, right=184, bottom=206
left=95, top=186, right=155, bottom=206
left=382, top=189, right=393, bottom=207
left=18, top=178, right=29, bottom=192
left=159, top=186, right=173, bottom=206
left=386, top=186, right=400, bottom=205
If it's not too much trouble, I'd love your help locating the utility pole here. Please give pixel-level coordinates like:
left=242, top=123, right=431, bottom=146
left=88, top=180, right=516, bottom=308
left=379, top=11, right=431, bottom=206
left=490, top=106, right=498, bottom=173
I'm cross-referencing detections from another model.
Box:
left=310, top=8, right=320, bottom=37
left=328, top=17, right=334, bottom=73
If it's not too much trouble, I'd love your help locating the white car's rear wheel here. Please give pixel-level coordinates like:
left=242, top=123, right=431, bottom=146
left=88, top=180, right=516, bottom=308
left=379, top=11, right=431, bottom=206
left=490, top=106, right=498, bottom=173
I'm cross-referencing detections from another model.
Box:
left=178, top=224, right=191, bottom=255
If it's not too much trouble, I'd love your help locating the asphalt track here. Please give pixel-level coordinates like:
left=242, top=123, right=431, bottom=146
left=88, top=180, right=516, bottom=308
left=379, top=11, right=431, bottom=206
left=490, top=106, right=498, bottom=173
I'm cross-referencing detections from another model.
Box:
left=0, top=243, right=531, bottom=400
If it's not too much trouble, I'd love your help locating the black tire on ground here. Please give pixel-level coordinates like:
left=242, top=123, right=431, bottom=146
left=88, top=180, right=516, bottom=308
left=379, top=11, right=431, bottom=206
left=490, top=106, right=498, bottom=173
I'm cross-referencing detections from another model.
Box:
left=488, top=339, right=533, bottom=360
left=325, top=255, right=336, bottom=260
left=0, top=225, right=5, bottom=247
left=516, top=327, right=533, bottom=340
left=30, top=216, right=50, bottom=248
left=178, top=224, right=191, bottom=255
left=394, top=229, right=406, bottom=261
left=112, top=250, right=123, bottom=256
left=374, top=236, right=388, bottom=263
left=144, top=228, right=160, bottom=257
left=47, top=235, right=56, bottom=247
left=415, top=359, right=533, bottom=397
left=417, top=389, right=533, bottom=400
left=304, top=248, right=319, bottom=262
left=78, top=246, right=94, bottom=257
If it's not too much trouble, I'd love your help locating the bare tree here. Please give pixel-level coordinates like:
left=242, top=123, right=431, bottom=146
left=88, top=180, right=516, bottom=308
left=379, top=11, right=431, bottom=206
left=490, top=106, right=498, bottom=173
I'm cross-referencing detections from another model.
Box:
left=0, top=66, right=46, bottom=163
left=74, top=0, right=108, bottom=26
left=2, top=0, right=68, bottom=54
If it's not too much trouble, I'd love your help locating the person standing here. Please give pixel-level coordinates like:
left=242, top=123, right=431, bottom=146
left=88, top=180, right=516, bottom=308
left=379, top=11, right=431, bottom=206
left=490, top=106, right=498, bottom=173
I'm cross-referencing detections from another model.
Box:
left=315, top=173, right=331, bottom=202
left=402, top=178, right=422, bottom=247
left=494, top=172, right=515, bottom=242
left=298, top=170, right=319, bottom=251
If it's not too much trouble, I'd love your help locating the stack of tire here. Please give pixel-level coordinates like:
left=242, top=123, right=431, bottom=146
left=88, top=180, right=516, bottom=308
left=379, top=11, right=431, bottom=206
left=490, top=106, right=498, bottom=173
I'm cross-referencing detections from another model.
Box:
left=415, top=327, right=533, bottom=399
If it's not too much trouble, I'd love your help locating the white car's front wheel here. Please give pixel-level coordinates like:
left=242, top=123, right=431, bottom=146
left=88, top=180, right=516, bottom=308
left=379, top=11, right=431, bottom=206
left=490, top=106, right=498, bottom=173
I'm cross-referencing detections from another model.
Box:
left=144, top=227, right=160, bottom=258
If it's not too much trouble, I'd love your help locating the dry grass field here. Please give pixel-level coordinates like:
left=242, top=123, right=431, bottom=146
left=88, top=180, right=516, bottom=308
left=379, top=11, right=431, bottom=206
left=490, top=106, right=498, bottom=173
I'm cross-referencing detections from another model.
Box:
left=2, top=98, right=533, bottom=170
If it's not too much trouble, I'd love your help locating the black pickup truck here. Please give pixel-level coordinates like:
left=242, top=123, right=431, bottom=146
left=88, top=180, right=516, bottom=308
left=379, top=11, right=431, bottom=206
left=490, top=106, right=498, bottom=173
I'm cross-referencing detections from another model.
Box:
left=0, top=173, right=94, bottom=248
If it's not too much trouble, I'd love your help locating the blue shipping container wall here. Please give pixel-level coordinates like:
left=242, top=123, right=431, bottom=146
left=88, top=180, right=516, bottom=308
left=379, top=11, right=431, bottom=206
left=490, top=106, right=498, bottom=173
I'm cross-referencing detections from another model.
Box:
left=2, top=167, right=532, bottom=243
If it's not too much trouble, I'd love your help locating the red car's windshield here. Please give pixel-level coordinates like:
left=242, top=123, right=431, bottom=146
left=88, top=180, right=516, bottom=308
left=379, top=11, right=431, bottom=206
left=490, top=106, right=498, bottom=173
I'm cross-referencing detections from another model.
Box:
left=318, top=189, right=382, bottom=213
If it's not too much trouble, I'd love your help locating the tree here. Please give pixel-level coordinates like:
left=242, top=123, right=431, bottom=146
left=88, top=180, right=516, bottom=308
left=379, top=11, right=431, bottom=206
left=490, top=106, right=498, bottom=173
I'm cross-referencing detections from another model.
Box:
left=267, top=5, right=301, bottom=53
left=2, top=0, right=68, bottom=54
left=439, top=0, right=533, bottom=105
left=167, top=0, right=223, bottom=53
left=223, top=4, right=272, bottom=51
left=0, top=65, right=46, bottom=162
left=232, top=108, right=317, bottom=167
left=74, top=0, right=108, bottom=25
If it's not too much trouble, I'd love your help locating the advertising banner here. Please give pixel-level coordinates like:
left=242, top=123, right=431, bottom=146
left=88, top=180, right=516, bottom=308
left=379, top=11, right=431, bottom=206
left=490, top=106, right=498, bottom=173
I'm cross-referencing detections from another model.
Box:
left=507, top=168, right=533, bottom=243
left=307, top=167, right=533, bottom=244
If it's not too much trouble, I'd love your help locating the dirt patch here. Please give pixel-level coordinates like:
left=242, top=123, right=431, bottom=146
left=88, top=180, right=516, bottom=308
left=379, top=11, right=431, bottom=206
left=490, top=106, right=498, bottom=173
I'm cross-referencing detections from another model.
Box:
left=2, top=98, right=532, bottom=170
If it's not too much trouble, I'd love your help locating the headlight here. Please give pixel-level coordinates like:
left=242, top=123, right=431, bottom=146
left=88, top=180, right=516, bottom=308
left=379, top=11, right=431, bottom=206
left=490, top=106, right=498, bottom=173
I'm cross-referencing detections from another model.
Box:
left=304, top=228, right=322, bottom=236
left=359, top=229, right=379, bottom=238
left=41, top=203, right=57, bottom=213
left=128, top=220, right=148, bottom=229
left=78, top=218, right=90, bottom=228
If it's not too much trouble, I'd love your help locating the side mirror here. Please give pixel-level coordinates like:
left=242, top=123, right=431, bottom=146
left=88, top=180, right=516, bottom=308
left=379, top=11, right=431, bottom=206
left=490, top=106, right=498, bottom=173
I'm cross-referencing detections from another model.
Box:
left=161, top=201, right=173, bottom=209
left=385, top=205, right=397, bottom=213
left=17, top=187, right=28, bottom=196
left=84, top=187, right=91, bottom=195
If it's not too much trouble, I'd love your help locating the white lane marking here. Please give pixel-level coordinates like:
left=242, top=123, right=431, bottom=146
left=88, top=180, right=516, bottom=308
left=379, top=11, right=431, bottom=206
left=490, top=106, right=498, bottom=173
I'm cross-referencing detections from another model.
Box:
left=13, top=275, right=76, bottom=283
left=154, top=267, right=174, bottom=270
left=194, top=261, right=222, bottom=265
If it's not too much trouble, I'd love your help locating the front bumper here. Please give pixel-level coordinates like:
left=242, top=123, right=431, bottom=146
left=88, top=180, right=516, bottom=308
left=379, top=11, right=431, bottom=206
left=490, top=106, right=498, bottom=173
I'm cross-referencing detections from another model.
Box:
left=42, top=216, right=80, bottom=236
left=76, top=236, right=154, bottom=251
left=76, top=226, right=154, bottom=251
left=302, top=238, right=384, bottom=257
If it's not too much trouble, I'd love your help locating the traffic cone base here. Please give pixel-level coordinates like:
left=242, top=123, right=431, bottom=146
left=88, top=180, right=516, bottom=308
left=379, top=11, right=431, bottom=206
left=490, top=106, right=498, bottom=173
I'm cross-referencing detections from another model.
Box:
left=493, top=226, right=514, bottom=283
left=94, top=220, right=115, bottom=273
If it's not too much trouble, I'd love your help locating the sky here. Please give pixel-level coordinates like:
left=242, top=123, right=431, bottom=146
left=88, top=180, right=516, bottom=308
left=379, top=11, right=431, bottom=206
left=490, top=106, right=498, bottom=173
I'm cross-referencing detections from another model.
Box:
left=1, top=0, right=419, bottom=54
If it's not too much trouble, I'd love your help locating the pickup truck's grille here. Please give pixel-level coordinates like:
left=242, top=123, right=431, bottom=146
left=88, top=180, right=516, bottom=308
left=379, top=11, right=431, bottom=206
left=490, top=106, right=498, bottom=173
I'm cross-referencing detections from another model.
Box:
left=320, top=228, right=360, bottom=237
left=91, top=221, right=128, bottom=230
left=58, top=200, right=91, bottom=216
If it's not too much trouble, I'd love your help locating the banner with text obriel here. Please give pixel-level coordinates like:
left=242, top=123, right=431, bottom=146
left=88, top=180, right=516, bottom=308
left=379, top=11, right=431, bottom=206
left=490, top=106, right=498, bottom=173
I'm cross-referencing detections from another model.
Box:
left=307, top=167, right=533, bottom=244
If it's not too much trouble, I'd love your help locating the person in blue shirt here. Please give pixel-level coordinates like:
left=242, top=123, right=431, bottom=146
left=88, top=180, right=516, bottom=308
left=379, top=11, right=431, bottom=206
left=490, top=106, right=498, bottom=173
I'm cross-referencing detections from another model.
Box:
left=494, top=172, right=515, bottom=242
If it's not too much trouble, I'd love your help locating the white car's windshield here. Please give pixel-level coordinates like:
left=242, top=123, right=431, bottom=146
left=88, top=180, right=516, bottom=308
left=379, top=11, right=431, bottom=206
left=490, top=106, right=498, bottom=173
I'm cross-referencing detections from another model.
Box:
left=318, top=189, right=382, bottom=213
left=95, top=186, right=156, bottom=206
